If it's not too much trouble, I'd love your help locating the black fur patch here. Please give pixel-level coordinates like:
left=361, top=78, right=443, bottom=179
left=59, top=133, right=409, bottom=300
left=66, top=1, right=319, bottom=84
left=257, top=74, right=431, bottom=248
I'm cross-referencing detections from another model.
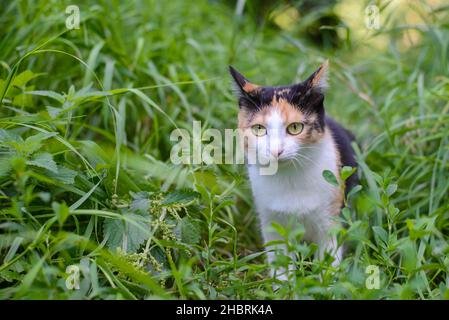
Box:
left=325, top=116, right=358, bottom=193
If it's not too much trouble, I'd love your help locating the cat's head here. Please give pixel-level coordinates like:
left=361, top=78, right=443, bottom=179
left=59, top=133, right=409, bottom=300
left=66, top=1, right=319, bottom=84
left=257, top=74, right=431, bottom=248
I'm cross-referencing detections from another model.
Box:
left=230, top=61, right=329, bottom=164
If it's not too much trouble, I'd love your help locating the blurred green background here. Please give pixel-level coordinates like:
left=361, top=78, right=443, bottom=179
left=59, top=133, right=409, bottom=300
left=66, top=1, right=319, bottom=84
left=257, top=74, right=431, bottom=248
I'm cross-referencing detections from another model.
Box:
left=1, top=0, right=449, bottom=299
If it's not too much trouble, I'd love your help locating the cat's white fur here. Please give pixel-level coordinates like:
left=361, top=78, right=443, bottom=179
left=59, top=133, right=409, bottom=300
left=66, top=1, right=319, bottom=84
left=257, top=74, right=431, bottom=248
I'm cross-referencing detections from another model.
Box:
left=247, top=109, right=342, bottom=281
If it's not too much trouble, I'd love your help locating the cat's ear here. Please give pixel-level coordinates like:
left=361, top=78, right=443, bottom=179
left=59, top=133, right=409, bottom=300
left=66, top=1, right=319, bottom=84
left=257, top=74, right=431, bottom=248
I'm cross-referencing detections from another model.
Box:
left=289, top=61, right=328, bottom=111
left=229, top=66, right=260, bottom=97
left=303, top=60, right=329, bottom=92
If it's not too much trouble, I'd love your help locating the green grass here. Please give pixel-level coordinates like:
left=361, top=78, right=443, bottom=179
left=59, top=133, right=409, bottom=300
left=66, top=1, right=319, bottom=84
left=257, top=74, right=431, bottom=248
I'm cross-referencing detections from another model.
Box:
left=1, top=0, right=449, bottom=299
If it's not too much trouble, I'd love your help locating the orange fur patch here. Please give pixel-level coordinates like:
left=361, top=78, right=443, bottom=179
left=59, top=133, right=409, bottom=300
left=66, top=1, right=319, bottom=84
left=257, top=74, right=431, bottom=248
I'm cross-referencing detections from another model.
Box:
left=242, top=81, right=259, bottom=93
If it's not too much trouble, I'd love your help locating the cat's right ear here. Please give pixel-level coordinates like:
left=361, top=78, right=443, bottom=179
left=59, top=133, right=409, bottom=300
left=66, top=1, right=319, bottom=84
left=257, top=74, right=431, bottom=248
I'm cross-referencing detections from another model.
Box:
left=229, top=66, right=260, bottom=98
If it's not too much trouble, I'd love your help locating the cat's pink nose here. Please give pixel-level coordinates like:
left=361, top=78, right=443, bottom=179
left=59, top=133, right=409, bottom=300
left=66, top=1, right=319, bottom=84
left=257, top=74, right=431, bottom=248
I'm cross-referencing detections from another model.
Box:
left=271, top=148, right=284, bottom=157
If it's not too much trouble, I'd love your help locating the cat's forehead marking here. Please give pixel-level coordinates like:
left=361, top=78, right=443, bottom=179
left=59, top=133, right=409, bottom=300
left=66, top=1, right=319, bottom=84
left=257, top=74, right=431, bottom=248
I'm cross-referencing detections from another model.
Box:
left=267, top=109, right=284, bottom=131
left=274, top=88, right=290, bottom=95
left=245, top=97, right=305, bottom=127
left=270, top=97, right=304, bottom=123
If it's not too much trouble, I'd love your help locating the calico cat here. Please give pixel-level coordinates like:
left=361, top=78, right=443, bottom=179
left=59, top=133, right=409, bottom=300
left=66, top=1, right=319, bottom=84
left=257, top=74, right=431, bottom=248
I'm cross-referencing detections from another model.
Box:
left=229, top=61, right=357, bottom=280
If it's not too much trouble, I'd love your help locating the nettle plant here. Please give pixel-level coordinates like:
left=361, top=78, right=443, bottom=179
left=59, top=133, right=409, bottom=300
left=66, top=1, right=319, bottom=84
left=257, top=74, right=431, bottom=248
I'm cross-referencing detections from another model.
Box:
left=0, top=69, right=208, bottom=298
left=103, top=190, right=202, bottom=287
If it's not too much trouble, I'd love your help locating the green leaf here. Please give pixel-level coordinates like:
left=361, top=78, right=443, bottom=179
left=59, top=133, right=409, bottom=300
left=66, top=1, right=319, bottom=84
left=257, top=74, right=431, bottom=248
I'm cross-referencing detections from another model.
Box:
left=46, top=106, right=61, bottom=119
left=11, top=157, right=26, bottom=173
left=130, top=192, right=151, bottom=214
left=24, top=90, right=65, bottom=103
left=399, top=239, right=418, bottom=273
left=103, top=213, right=151, bottom=253
left=13, top=93, right=34, bottom=108
left=161, top=189, right=200, bottom=206
left=47, top=165, right=77, bottom=184
left=23, top=132, right=58, bottom=155
left=12, top=70, right=39, bottom=87
left=341, top=166, right=356, bottom=182
left=0, top=156, right=12, bottom=177
left=27, top=152, right=58, bottom=173
left=372, top=226, right=388, bottom=245
left=79, top=140, right=109, bottom=169
left=386, top=183, right=398, bottom=196
left=0, top=129, right=22, bottom=144
left=177, top=217, right=201, bottom=244
left=322, top=169, right=339, bottom=187
left=52, top=202, right=70, bottom=226
left=347, top=185, right=362, bottom=199
left=269, top=222, right=287, bottom=238
left=341, top=207, right=351, bottom=221
left=69, top=178, right=103, bottom=211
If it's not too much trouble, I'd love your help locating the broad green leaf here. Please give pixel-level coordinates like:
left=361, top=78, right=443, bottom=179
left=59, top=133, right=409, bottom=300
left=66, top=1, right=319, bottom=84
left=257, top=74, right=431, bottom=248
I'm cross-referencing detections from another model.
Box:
left=11, top=157, right=26, bottom=173
left=0, top=129, right=22, bottom=144
left=322, top=169, right=339, bottom=187
left=130, top=192, right=151, bottom=214
left=161, top=189, right=200, bottom=205
left=13, top=93, right=33, bottom=108
left=177, top=217, right=201, bottom=244
left=23, top=132, right=58, bottom=155
left=27, top=152, right=58, bottom=173
left=47, top=166, right=77, bottom=184
left=12, top=70, right=39, bottom=87
left=341, top=166, right=356, bottom=182
left=0, top=157, right=12, bottom=177
left=103, top=213, right=151, bottom=253
left=341, top=207, right=352, bottom=221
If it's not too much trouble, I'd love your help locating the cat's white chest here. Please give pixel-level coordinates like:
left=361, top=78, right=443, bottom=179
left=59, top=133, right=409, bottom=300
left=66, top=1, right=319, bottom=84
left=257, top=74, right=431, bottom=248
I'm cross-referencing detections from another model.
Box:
left=248, top=163, right=336, bottom=216
left=247, top=136, right=340, bottom=219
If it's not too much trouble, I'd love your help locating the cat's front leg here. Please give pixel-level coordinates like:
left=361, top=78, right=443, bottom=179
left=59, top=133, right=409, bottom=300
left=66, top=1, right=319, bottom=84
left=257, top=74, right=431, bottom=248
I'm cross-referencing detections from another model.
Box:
left=304, top=213, right=342, bottom=267
left=319, top=234, right=343, bottom=267
left=258, top=210, right=296, bottom=282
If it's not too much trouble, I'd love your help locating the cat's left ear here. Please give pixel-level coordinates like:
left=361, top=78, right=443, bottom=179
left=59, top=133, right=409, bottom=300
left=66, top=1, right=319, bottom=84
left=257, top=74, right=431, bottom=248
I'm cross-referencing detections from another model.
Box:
left=229, top=66, right=260, bottom=97
left=303, top=60, right=329, bottom=92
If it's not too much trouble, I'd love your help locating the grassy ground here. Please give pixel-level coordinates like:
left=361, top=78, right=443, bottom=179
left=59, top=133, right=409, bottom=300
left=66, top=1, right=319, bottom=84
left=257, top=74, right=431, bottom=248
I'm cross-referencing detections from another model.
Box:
left=1, top=0, right=449, bottom=299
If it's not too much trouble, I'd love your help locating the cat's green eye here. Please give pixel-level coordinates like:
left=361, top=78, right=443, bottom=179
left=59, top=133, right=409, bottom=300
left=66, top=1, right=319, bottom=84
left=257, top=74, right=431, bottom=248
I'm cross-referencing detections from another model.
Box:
left=251, top=124, right=267, bottom=137
left=287, top=122, right=304, bottom=135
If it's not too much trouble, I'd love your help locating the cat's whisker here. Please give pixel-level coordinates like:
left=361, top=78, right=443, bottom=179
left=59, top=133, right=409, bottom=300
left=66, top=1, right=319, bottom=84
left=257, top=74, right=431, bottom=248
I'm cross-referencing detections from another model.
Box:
left=298, top=146, right=321, bottom=152
left=294, top=153, right=315, bottom=166
left=297, top=153, right=314, bottom=163
left=290, top=158, right=299, bottom=171
left=291, top=156, right=305, bottom=169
